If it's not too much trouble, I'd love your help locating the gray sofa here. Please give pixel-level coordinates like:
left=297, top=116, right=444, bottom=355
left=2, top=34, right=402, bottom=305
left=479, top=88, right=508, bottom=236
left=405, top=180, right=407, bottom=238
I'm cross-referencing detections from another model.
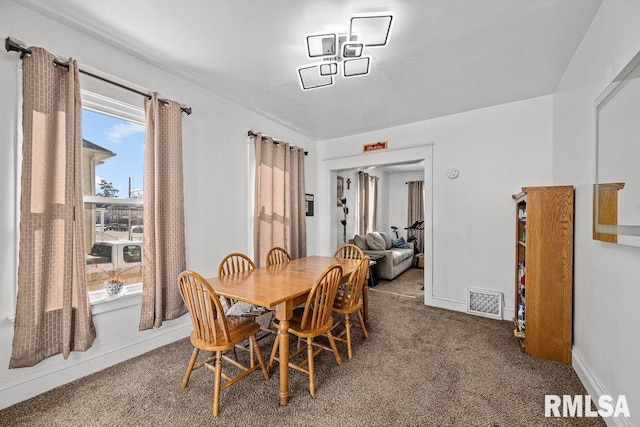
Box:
left=350, top=232, right=414, bottom=280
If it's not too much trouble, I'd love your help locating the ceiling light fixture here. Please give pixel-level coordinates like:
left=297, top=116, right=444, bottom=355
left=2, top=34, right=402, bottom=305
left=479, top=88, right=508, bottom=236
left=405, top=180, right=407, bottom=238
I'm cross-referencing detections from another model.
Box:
left=297, top=12, right=393, bottom=91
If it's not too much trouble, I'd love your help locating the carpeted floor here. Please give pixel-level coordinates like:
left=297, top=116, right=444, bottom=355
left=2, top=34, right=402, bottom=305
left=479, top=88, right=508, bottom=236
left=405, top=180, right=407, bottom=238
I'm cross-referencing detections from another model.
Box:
left=0, top=274, right=604, bottom=426
left=371, top=267, right=425, bottom=299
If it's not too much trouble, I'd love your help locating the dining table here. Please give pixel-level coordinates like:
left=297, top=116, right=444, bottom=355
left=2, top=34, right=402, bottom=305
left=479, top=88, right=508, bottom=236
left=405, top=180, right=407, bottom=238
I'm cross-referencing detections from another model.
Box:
left=206, top=255, right=359, bottom=406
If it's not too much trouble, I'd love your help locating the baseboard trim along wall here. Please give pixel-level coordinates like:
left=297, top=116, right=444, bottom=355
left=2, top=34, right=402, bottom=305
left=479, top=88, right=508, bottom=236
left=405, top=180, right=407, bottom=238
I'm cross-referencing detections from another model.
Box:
left=572, top=348, right=632, bottom=427
left=0, top=321, right=191, bottom=410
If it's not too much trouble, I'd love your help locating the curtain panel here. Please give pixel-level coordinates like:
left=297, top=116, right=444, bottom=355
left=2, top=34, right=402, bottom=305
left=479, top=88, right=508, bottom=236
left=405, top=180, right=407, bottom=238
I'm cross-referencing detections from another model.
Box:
left=253, top=134, right=306, bottom=267
left=10, top=47, right=96, bottom=368
left=358, top=172, right=378, bottom=234
left=139, top=93, right=187, bottom=330
left=407, top=180, right=424, bottom=253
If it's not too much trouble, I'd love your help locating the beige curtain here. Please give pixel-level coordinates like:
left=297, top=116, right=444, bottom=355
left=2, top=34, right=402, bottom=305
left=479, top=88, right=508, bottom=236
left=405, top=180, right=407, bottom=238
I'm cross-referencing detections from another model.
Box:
left=254, top=133, right=306, bottom=267
left=407, top=181, right=424, bottom=253
left=10, top=47, right=96, bottom=368
left=358, top=172, right=378, bottom=234
left=139, top=93, right=187, bottom=330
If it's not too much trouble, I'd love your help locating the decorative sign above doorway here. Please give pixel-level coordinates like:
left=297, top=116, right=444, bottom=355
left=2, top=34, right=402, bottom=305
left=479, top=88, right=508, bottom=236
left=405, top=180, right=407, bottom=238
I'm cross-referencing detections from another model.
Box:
left=362, top=140, right=388, bottom=153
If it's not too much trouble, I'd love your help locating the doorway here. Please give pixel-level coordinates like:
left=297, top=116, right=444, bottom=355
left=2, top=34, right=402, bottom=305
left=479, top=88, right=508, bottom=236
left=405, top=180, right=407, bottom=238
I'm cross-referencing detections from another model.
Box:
left=317, top=144, right=433, bottom=305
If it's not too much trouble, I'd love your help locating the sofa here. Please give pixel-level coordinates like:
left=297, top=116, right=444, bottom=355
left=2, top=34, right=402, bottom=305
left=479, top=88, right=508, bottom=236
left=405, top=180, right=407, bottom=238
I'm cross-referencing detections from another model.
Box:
left=350, top=231, right=414, bottom=280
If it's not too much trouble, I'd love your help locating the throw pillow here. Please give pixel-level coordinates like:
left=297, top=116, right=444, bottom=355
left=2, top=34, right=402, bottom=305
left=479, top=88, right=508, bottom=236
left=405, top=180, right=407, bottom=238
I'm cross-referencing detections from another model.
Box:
left=353, top=234, right=369, bottom=251
left=366, top=233, right=386, bottom=251
left=379, top=231, right=393, bottom=249
left=371, top=232, right=386, bottom=249
left=392, top=237, right=409, bottom=249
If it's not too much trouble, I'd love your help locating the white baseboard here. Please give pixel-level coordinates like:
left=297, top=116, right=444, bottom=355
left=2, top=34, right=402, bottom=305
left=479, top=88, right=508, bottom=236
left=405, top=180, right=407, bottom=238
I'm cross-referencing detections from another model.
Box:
left=572, top=347, right=632, bottom=427
left=0, top=321, right=190, bottom=410
left=425, top=295, right=514, bottom=322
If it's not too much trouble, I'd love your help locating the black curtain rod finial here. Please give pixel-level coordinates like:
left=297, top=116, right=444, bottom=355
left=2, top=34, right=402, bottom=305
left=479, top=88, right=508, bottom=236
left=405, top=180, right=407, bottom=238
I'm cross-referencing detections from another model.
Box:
left=5, top=37, right=31, bottom=59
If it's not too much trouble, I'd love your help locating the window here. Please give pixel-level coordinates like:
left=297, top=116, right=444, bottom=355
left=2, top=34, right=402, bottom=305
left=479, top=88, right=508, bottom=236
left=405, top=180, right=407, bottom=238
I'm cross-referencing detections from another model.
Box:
left=82, top=94, right=145, bottom=296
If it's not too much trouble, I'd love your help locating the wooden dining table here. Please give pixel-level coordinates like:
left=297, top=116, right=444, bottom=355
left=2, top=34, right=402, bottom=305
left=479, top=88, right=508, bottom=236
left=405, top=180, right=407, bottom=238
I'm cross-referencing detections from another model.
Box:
left=206, top=255, right=359, bottom=406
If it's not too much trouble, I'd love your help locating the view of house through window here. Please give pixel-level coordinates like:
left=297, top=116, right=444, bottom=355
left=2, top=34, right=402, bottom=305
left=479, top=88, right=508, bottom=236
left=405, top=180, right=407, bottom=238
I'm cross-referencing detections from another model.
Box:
left=82, top=108, right=145, bottom=293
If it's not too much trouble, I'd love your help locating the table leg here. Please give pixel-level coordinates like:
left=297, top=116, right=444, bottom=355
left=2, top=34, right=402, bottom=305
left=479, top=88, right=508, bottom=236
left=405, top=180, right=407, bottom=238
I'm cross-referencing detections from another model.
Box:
left=277, top=317, right=290, bottom=405
left=275, top=302, right=294, bottom=406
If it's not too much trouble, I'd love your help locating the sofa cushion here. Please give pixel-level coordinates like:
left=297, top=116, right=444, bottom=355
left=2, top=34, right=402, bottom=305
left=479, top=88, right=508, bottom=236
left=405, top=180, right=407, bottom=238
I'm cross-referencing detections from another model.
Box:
left=353, top=234, right=369, bottom=251
left=379, top=232, right=393, bottom=249
left=391, top=248, right=413, bottom=265
left=371, top=232, right=386, bottom=248
left=366, top=233, right=386, bottom=251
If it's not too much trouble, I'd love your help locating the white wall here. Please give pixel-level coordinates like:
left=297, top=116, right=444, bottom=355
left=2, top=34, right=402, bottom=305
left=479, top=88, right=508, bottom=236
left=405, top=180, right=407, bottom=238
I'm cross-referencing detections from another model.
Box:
left=552, top=0, right=640, bottom=422
left=0, top=2, right=317, bottom=409
left=317, top=95, right=554, bottom=318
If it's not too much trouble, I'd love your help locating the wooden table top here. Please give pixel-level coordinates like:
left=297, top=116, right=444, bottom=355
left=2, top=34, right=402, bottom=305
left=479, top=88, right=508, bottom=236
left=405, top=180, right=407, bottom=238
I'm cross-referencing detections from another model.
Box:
left=207, top=256, right=358, bottom=308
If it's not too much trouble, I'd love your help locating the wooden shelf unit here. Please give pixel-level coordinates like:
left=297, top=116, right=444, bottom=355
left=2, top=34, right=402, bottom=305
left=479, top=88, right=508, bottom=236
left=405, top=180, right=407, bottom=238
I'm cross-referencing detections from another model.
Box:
left=512, top=186, right=574, bottom=363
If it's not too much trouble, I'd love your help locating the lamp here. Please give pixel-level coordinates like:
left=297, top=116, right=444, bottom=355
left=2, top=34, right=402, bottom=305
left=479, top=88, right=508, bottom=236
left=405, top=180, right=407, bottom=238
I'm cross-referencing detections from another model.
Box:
left=297, top=13, right=393, bottom=91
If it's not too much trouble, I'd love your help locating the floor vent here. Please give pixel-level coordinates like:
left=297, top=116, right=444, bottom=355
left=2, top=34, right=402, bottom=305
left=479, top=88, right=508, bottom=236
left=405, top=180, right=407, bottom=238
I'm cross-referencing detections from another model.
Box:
left=467, top=288, right=503, bottom=320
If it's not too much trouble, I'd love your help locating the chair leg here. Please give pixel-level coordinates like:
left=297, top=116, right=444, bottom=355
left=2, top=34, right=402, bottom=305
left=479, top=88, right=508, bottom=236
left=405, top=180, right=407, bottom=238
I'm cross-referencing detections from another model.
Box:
left=356, top=310, right=369, bottom=339
left=344, top=314, right=353, bottom=359
left=181, top=347, right=199, bottom=389
left=249, top=337, right=255, bottom=368
left=268, top=334, right=279, bottom=370
left=326, top=331, right=343, bottom=366
left=251, top=335, right=270, bottom=380
left=212, top=351, right=222, bottom=417
left=307, top=338, right=315, bottom=396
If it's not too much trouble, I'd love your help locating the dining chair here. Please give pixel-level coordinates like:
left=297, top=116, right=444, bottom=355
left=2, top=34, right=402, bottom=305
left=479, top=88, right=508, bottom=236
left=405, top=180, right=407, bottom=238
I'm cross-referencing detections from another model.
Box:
left=265, top=246, right=291, bottom=266
left=268, top=264, right=344, bottom=396
left=330, top=256, right=370, bottom=359
left=218, top=252, right=256, bottom=310
left=333, top=243, right=364, bottom=260
left=177, top=270, right=269, bottom=417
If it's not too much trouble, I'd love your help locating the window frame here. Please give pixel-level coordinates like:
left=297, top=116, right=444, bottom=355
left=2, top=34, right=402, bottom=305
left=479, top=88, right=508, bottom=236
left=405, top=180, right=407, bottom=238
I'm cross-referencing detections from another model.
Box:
left=81, top=90, right=145, bottom=305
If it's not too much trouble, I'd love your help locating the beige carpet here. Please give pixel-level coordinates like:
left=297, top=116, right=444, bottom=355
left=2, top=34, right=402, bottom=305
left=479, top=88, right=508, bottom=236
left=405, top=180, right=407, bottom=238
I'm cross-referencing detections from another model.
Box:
left=371, top=267, right=425, bottom=298
left=0, top=288, right=604, bottom=426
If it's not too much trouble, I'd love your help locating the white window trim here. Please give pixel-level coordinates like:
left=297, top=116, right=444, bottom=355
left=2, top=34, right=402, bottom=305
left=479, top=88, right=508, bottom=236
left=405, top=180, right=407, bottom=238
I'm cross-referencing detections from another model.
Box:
left=82, top=92, right=145, bottom=306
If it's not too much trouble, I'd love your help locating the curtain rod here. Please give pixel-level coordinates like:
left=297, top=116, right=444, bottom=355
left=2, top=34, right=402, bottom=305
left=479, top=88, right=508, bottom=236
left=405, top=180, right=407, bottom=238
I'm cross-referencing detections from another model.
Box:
left=248, top=130, right=308, bottom=156
left=5, top=37, right=192, bottom=115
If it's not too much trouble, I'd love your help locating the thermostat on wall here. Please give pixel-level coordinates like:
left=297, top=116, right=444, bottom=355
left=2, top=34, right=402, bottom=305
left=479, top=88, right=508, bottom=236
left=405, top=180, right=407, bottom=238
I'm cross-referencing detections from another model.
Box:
left=447, top=168, right=459, bottom=179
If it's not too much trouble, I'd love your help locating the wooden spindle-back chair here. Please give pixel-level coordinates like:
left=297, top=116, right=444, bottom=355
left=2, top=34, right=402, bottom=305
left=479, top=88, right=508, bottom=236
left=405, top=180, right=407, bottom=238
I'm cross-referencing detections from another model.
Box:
left=178, top=270, right=269, bottom=417
left=268, top=264, right=344, bottom=396
left=265, top=246, right=291, bottom=266
left=331, top=256, right=370, bottom=359
left=333, top=243, right=364, bottom=260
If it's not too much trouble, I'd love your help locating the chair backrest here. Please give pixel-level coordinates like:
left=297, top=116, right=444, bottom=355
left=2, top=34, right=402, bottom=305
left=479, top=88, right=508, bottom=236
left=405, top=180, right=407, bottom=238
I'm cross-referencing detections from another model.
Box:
left=218, top=253, right=256, bottom=277
left=335, top=256, right=370, bottom=311
left=333, top=243, right=364, bottom=260
left=178, top=270, right=231, bottom=345
left=265, top=247, right=291, bottom=266
left=299, top=264, right=343, bottom=331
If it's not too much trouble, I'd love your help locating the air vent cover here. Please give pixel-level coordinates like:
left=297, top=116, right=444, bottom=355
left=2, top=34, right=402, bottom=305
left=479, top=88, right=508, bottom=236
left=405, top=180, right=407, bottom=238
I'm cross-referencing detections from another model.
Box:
left=467, top=288, right=503, bottom=320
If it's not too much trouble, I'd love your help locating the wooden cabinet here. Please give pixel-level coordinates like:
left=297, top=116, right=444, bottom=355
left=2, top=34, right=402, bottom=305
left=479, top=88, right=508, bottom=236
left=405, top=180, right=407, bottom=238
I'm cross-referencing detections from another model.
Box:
left=513, top=186, right=574, bottom=363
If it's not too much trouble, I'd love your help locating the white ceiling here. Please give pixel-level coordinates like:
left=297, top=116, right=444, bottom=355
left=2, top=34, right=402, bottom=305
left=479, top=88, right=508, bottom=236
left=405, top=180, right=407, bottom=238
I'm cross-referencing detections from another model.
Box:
left=14, top=0, right=602, bottom=140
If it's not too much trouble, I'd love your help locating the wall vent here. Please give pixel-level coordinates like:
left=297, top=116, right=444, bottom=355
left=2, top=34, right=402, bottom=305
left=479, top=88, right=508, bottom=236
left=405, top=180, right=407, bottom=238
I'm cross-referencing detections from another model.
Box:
left=466, top=288, right=503, bottom=320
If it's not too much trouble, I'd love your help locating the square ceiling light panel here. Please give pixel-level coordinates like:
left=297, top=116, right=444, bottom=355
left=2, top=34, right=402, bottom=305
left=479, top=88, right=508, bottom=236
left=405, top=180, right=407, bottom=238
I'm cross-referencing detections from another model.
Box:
left=298, top=64, right=334, bottom=90
left=342, top=42, right=364, bottom=58
left=343, top=56, right=371, bottom=78
left=306, top=33, right=337, bottom=58
left=319, top=62, right=338, bottom=76
left=349, top=14, right=393, bottom=47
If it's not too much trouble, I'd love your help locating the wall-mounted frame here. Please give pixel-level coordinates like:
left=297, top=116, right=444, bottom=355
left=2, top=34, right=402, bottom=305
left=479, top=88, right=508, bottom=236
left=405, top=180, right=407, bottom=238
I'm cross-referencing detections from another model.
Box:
left=337, top=176, right=344, bottom=206
left=593, top=48, right=640, bottom=246
left=305, top=193, right=314, bottom=216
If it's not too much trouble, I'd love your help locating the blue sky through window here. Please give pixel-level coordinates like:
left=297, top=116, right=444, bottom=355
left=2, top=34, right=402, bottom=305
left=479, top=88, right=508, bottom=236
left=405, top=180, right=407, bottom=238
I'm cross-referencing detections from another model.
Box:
left=83, top=109, right=145, bottom=198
